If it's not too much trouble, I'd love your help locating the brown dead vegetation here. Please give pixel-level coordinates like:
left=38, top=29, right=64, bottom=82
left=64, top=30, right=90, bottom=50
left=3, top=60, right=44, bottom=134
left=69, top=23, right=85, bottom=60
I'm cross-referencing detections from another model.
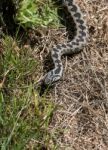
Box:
left=41, top=0, right=108, bottom=149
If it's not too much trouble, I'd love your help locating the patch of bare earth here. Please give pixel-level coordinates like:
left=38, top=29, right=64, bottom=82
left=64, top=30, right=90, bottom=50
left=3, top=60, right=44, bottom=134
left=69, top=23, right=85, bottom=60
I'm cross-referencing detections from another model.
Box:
left=32, top=0, right=108, bottom=149
left=45, top=0, right=108, bottom=149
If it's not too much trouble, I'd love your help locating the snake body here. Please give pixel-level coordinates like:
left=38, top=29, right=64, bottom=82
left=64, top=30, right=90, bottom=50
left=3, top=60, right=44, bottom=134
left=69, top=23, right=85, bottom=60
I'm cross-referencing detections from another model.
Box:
left=41, top=0, right=88, bottom=85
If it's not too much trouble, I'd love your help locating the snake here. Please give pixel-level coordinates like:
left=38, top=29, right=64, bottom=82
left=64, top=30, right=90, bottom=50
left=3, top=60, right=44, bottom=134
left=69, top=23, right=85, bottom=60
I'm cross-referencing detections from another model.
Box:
left=39, top=0, right=88, bottom=86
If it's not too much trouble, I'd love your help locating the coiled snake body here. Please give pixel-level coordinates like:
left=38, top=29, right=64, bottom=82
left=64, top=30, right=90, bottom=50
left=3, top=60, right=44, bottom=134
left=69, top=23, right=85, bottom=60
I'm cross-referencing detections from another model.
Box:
left=40, top=0, right=88, bottom=86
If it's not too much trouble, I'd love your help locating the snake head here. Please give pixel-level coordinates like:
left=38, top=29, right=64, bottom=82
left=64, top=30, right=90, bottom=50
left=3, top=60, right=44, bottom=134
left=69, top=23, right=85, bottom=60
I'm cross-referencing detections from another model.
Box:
left=42, top=71, right=61, bottom=85
left=35, top=71, right=61, bottom=96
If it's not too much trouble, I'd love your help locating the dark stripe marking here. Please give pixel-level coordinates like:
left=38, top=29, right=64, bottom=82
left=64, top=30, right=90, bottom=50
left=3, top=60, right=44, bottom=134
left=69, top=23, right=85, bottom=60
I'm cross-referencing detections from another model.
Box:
left=70, top=5, right=77, bottom=12
left=54, top=67, right=61, bottom=74
left=76, top=19, right=84, bottom=24
left=76, top=39, right=80, bottom=43
left=79, top=31, right=86, bottom=36
left=54, top=59, right=61, bottom=64
left=62, top=44, right=67, bottom=48
left=67, top=0, right=73, bottom=6
left=53, top=48, right=59, bottom=52
left=78, top=36, right=84, bottom=42
left=56, top=45, right=62, bottom=49
left=79, top=25, right=86, bottom=30
left=74, top=12, right=81, bottom=18
left=52, top=53, right=58, bottom=58
left=72, top=42, right=79, bottom=45
left=67, top=43, right=72, bottom=47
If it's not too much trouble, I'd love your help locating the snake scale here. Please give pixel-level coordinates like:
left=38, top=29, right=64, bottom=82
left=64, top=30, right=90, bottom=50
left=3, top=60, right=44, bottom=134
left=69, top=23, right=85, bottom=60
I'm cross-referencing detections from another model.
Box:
left=39, top=0, right=88, bottom=86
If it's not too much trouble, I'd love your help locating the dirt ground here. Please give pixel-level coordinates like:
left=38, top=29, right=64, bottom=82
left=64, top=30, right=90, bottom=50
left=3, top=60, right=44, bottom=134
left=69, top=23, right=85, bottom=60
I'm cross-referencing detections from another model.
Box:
left=43, top=0, right=108, bottom=149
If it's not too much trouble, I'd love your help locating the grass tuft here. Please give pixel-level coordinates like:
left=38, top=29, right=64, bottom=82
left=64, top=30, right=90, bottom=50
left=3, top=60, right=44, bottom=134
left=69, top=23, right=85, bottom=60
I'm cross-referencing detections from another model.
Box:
left=0, top=35, right=57, bottom=149
left=16, top=0, right=60, bottom=28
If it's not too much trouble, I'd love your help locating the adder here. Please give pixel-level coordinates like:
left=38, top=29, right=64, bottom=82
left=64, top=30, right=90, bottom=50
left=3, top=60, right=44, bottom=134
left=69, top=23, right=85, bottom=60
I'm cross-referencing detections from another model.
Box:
left=39, top=0, right=88, bottom=86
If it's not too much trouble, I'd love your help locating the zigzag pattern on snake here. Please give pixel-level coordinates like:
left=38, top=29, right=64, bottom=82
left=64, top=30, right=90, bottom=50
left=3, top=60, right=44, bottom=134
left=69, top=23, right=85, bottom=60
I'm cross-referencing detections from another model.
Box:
left=39, top=0, right=88, bottom=85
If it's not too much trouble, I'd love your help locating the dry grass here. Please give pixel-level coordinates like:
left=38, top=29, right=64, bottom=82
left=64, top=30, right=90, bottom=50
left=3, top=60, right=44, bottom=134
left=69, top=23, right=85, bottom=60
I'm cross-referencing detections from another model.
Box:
left=35, top=0, right=108, bottom=149
left=0, top=0, right=108, bottom=149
